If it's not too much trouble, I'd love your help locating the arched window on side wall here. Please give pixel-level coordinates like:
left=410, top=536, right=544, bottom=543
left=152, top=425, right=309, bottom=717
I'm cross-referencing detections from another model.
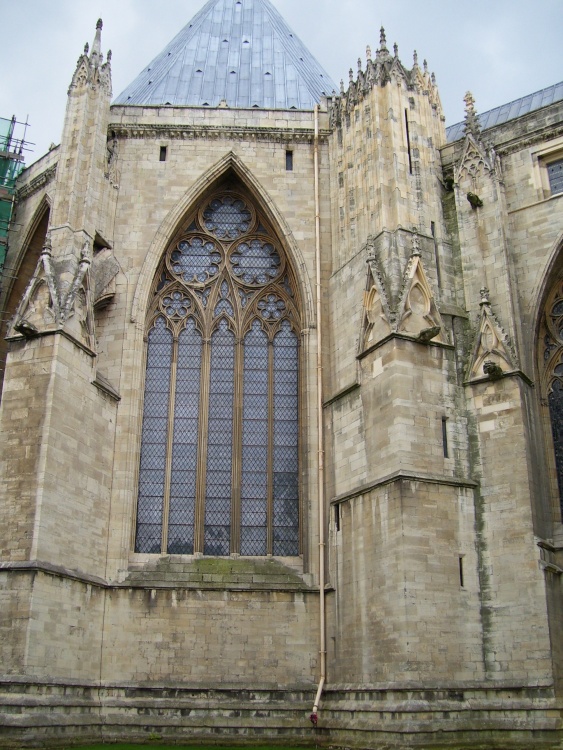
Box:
left=540, top=275, right=563, bottom=521
left=135, top=187, right=301, bottom=556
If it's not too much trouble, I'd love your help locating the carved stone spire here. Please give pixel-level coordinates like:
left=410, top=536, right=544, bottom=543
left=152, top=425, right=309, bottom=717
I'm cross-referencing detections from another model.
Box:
left=91, top=19, right=103, bottom=63
left=379, top=26, right=387, bottom=51
left=377, top=26, right=391, bottom=60
left=463, top=91, right=482, bottom=138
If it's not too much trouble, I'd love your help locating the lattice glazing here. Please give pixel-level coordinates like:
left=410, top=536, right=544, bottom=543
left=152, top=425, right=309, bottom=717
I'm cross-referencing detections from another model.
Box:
left=241, top=321, right=269, bottom=555
left=272, top=321, right=299, bottom=556
left=171, top=237, right=221, bottom=283
left=203, top=195, right=252, bottom=239
left=136, top=318, right=172, bottom=553
left=139, top=190, right=300, bottom=556
left=230, top=239, right=280, bottom=285
left=163, top=290, right=191, bottom=318
left=168, top=320, right=201, bottom=554
left=204, top=320, right=235, bottom=555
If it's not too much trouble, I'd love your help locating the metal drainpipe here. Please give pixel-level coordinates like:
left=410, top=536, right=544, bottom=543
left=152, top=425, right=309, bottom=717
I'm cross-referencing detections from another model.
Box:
left=310, top=103, right=326, bottom=725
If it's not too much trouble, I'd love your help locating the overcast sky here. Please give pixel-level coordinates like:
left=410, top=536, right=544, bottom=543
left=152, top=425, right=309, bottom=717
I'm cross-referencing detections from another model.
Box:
left=2, top=0, right=562, bottom=163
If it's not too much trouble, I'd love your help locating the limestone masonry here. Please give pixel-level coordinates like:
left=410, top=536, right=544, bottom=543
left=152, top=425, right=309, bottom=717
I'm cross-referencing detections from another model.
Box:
left=0, top=1, right=562, bottom=747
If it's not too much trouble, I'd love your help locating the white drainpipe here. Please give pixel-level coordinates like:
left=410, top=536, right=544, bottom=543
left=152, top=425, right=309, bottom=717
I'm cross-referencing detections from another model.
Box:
left=311, top=102, right=326, bottom=724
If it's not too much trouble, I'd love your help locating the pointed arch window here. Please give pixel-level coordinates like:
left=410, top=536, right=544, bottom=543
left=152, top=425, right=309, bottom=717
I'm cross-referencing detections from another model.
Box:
left=135, top=190, right=301, bottom=555
left=540, top=277, right=563, bottom=521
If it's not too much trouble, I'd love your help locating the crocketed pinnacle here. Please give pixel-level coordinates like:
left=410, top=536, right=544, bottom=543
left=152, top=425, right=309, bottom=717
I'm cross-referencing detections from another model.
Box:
left=463, top=91, right=482, bottom=138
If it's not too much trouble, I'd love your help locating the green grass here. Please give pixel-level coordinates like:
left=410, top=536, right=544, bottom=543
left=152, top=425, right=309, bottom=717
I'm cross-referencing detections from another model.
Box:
left=63, top=746, right=316, bottom=750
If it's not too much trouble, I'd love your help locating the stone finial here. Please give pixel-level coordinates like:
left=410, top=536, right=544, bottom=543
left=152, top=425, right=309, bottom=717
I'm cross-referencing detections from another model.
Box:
left=340, top=79, right=345, bottom=94
left=107, top=50, right=112, bottom=63
left=431, top=72, right=436, bottom=85
left=84, top=42, right=89, bottom=55
left=480, top=287, right=490, bottom=306
left=413, top=50, right=418, bottom=67
left=349, top=68, right=354, bottom=83
left=463, top=91, right=482, bottom=138
left=91, top=17, right=103, bottom=60
left=379, top=26, right=387, bottom=50
left=358, top=57, right=362, bottom=71
left=393, top=42, right=398, bottom=57
left=423, top=59, right=428, bottom=73
left=366, top=45, right=372, bottom=62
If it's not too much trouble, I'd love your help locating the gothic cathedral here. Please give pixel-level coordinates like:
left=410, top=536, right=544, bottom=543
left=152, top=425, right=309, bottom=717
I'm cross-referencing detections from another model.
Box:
left=1, top=1, right=562, bottom=747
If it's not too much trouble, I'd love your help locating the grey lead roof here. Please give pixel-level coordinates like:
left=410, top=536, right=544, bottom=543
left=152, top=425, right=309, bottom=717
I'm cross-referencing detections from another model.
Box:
left=446, top=81, right=563, bottom=143
left=114, top=0, right=338, bottom=110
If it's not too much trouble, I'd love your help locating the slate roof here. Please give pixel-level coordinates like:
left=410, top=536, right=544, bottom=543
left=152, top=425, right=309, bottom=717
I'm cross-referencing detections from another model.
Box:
left=114, top=0, right=337, bottom=110
left=446, top=81, right=563, bottom=142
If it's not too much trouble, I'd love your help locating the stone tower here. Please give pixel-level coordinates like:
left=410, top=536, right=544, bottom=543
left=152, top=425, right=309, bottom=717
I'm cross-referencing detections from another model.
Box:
left=1, top=2, right=562, bottom=747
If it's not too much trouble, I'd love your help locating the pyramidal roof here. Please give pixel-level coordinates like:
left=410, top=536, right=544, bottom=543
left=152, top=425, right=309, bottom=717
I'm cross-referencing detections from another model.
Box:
left=114, top=0, right=338, bottom=110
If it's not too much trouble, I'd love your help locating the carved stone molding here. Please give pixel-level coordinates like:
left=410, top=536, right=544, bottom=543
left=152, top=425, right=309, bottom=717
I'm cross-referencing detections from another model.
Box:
left=8, top=234, right=96, bottom=350
left=360, top=232, right=446, bottom=352
left=15, top=164, right=57, bottom=203
left=466, top=288, right=516, bottom=382
left=108, top=123, right=329, bottom=145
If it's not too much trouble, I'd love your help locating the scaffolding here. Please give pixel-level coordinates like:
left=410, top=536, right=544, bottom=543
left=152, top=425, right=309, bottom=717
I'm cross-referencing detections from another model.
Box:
left=0, top=115, right=29, bottom=271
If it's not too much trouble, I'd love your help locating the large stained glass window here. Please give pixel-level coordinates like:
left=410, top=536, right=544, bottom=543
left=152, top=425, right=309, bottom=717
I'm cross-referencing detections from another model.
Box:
left=135, top=188, right=301, bottom=555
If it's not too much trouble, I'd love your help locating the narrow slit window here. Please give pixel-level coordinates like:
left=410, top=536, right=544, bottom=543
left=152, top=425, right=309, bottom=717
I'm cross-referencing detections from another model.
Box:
left=286, top=150, right=294, bottom=171
left=431, top=221, right=442, bottom=288
left=459, top=556, right=465, bottom=588
left=405, top=110, right=413, bottom=175
left=442, top=416, right=449, bottom=458
left=334, top=504, right=340, bottom=532
left=160, top=146, right=167, bottom=162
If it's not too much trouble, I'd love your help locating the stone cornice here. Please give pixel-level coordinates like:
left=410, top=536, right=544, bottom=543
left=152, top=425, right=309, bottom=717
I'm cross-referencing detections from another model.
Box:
left=332, top=470, right=478, bottom=505
left=15, top=164, right=57, bottom=203
left=495, top=122, right=563, bottom=157
left=108, top=122, right=330, bottom=144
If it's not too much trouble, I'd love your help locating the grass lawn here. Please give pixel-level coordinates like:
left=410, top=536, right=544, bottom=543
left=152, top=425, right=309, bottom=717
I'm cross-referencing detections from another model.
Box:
left=65, top=746, right=317, bottom=750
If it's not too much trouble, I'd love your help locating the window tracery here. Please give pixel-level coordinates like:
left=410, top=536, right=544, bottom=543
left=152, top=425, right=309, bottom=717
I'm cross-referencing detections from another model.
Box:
left=135, top=189, right=301, bottom=555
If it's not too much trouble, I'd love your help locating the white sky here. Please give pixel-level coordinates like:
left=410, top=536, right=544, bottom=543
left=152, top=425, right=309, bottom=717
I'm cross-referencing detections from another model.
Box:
left=2, top=0, right=562, bottom=163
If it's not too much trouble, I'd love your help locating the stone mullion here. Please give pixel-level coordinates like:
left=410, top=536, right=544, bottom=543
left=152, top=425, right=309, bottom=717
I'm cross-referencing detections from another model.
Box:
left=267, top=339, right=274, bottom=555
left=194, top=336, right=212, bottom=554
left=161, top=333, right=179, bottom=554
left=231, top=336, right=244, bottom=554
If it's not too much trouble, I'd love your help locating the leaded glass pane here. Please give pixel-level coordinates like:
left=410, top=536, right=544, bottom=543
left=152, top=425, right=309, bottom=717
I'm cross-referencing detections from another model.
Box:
left=163, top=290, right=191, bottom=318
left=136, top=318, right=172, bottom=553
left=230, top=239, right=280, bottom=285
left=548, top=159, right=563, bottom=196
left=168, top=319, right=201, bottom=554
left=204, top=320, right=235, bottom=555
left=549, top=378, right=563, bottom=518
left=203, top=195, right=252, bottom=239
left=258, top=294, right=285, bottom=320
left=171, top=237, right=221, bottom=283
left=241, top=321, right=269, bottom=555
left=272, top=321, right=299, bottom=556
